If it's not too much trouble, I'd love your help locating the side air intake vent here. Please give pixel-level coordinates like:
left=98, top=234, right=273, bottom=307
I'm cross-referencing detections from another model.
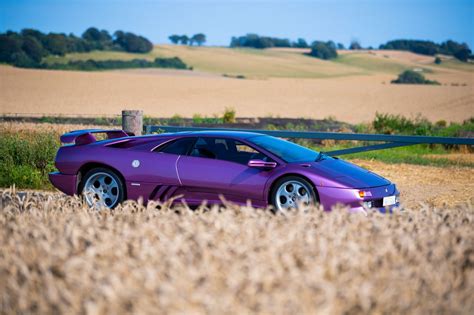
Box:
left=105, top=139, right=135, bottom=148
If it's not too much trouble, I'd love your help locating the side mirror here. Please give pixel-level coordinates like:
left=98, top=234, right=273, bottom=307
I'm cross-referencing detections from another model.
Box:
left=248, top=159, right=277, bottom=169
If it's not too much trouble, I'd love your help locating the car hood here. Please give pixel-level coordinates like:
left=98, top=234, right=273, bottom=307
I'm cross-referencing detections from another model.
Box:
left=305, top=158, right=390, bottom=189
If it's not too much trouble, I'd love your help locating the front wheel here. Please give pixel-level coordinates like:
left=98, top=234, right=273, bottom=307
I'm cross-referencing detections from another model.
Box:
left=271, top=176, right=317, bottom=211
left=79, top=167, right=125, bottom=209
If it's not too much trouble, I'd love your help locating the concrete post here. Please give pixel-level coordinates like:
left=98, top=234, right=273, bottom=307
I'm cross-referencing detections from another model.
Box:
left=122, top=110, right=143, bottom=136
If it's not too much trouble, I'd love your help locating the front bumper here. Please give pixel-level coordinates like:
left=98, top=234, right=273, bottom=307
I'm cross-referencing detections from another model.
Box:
left=49, top=172, right=78, bottom=196
left=318, top=183, right=400, bottom=214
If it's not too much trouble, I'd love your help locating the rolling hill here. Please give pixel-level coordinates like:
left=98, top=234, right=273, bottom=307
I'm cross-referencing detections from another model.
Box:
left=3, top=45, right=473, bottom=123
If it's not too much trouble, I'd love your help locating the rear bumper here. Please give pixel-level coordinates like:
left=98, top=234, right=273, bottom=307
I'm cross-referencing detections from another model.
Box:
left=49, top=172, right=78, bottom=196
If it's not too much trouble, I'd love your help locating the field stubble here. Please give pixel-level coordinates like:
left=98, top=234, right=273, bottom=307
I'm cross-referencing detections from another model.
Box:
left=0, top=189, right=473, bottom=314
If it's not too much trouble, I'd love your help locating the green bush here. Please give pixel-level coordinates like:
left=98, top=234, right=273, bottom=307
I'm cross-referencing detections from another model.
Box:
left=222, top=108, right=236, bottom=123
left=434, top=56, right=442, bottom=64
left=372, top=112, right=474, bottom=137
left=40, top=57, right=189, bottom=71
left=0, top=131, right=59, bottom=189
left=39, top=57, right=188, bottom=71
left=391, top=70, right=440, bottom=85
left=309, top=41, right=338, bottom=60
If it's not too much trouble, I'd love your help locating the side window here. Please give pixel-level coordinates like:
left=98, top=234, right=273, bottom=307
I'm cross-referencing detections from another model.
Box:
left=189, top=137, right=270, bottom=165
left=235, top=142, right=258, bottom=154
left=232, top=141, right=270, bottom=164
left=157, top=138, right=196, bottom=155
left=190, top=138, right=216, bottom=159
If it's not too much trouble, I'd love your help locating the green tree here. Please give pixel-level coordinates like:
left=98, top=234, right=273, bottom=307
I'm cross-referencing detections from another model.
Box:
left=293, top=38, right=308, bottom=48
left=309, top=41, right=338, bottom=60
left=191, top=33, right=206, bottom=46
left=0, top=35, right=22, bottom=63
left=11, top=51, right=36, bottom=68
left=114, top=31, right=153, bottom=53
left=43, top=33, right=68, bottom=55
left=349, top=40, right=362, bottom=50
left=179, top=35, right=189, bottom=45
left=21, top=36, right=44, bottom=63
left=169, top=34, right=180, bottom=44
left=453, top=48, right=471, bottom=62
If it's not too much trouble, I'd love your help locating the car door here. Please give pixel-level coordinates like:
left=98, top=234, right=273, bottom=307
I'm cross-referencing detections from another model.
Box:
left=139, top=137, right=197, bottom=202
left=177, top=137, right=277, bottom=206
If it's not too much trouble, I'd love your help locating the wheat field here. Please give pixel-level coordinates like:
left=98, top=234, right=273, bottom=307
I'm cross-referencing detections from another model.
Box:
left=0, top=188, right=473, bottom=314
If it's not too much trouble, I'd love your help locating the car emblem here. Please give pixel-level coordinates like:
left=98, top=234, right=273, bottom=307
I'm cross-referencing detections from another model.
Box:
left=132, top=160, right=140, bottom=168
left=385, top=188, right=388, bottom=193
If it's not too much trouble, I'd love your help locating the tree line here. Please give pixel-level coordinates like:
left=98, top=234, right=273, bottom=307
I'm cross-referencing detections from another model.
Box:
left=229, top=34, right=472, bottom=62
left=168, top=34, right=206, bottom=46
left=0, top=27, right=154, bottom=68
left=229, top=34, right=351, bottom=50
left=379, top=39, right=472, bottom=62
left=45, top=57, right=189, bottom=71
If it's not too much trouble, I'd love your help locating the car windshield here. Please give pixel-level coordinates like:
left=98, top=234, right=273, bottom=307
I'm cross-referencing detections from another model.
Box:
left=248, top=135, right=319, bottom=163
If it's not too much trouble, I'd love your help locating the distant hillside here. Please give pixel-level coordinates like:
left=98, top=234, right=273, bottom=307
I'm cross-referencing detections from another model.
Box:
left=43, top=45, right=474, bottom=78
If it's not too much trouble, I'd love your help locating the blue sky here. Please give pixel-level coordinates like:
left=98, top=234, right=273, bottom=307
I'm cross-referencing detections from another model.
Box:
left=1, top=0, right=473, bottom=48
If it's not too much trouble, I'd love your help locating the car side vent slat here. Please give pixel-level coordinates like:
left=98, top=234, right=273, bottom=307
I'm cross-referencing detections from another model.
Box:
left=150, top=185, right=175, bottom=202
left=105, top=139, right=135, bottom=148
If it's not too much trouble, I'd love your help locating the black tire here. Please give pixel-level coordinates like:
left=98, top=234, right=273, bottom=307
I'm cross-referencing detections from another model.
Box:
left=270, top=176, right=318, bottom=211
left=79, top=167, right=125, bottom=209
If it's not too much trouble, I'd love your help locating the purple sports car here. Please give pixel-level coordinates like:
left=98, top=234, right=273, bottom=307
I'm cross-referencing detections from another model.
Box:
left=49, top=129, right=400, bottom=212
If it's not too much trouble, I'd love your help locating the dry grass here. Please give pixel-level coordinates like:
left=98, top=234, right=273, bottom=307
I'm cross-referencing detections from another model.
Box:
left=0, top=188, right=473, bottom=314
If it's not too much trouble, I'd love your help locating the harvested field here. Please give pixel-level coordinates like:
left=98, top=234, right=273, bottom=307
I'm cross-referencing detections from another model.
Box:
left=1, top=189, right=473, bottom=314
left=351, top=160, right=474, bottom=208
left=1, top=65, right=473, bottom=123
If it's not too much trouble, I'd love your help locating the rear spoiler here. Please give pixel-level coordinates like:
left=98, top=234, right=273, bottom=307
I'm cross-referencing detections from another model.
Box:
left=60, top=129, right=130, bottom=145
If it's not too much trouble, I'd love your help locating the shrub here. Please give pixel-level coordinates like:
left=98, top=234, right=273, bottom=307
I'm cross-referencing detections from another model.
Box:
left=37, top=57, right=189, bottom=71
left=222, top=108, right=236, bottom=123
left=371, top=113, right=474, bottom=138
left=349, top=40, right=362, bottom=50
left=0, top=131, right=59, bottom=189
left=309, top=41, right=338, bottom=60
left=192, top=114, right=203, bottom=124
left=230, top=34, right=291, bottom=49
left=169, top=114, right=185, bottom=125
left=434, top=56, right=442, bottom=64
left=0, top=35, right=22, bottom=63
left=372, top=113, right=434, bottom=135
left=113, top=31, right=153, bottom=53
left=391, top=70, right=440, bottom=85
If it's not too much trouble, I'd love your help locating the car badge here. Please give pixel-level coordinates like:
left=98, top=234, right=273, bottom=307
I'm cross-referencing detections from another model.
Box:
left=132, top=160, right=140, bottom=168
left=385, top=188, right=388, bottom=193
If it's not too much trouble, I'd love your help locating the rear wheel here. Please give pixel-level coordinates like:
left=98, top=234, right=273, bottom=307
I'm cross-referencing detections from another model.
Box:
left=80, top=168, right=124, bottom=209
left=271, top=176, right=317, bottom=211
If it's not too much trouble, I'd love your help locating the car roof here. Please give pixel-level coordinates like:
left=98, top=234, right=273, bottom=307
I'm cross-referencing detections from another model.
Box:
left=169, top=130, right=265, bottom=139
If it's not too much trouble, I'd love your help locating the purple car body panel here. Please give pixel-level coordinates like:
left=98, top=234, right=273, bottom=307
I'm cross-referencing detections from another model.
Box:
left=49, top=129, right=400, bottom=212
